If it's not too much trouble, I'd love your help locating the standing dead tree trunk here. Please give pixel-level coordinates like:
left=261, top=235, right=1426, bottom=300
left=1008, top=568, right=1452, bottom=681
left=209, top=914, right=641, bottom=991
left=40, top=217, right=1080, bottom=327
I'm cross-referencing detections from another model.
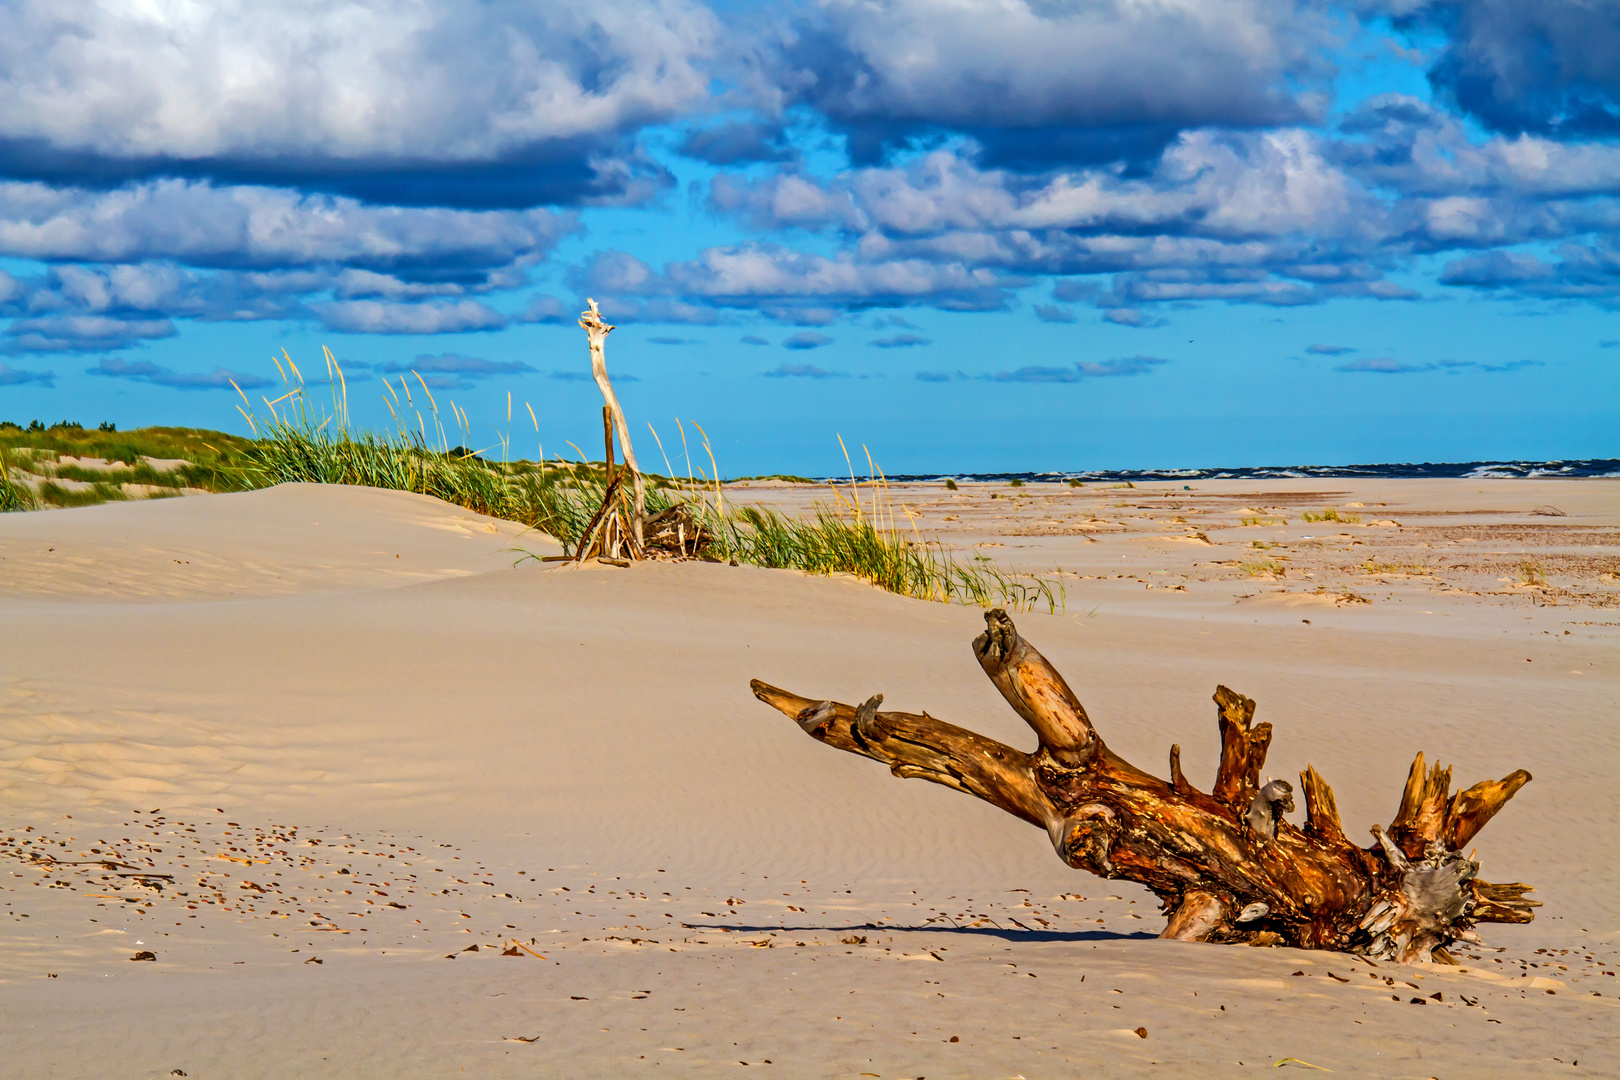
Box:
left=576, top=298, right=646, bottom=560
left=751, top=609, right=1537, bottom=963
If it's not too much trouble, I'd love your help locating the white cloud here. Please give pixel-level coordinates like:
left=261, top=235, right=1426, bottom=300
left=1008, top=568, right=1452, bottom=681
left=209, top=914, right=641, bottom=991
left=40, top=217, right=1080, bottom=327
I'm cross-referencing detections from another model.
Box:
left=714, top=132, right=1369, bottom=244
left=88, top=357, right=271, bottom=390
left=0, top=0, right=718, bottom=168
left=0, top=180, right=577, bottom=269
left=770, top=0, right=1329, bottom=164
left=314, top=299, right=508, bottom=334
left=4, top=313, right=176, bottom=353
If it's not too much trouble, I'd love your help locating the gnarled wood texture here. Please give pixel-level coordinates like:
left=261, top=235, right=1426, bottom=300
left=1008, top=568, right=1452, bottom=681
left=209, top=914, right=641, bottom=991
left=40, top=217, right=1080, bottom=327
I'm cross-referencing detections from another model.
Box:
left=577, top=298, right=645, bottom=556
left=752, top=609, right=1537, bottom=963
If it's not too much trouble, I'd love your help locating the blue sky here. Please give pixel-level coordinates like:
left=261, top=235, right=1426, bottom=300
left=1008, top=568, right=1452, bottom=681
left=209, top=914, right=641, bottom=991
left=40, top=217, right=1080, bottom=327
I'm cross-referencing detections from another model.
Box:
left=0, top=0, right=1615, bottom=474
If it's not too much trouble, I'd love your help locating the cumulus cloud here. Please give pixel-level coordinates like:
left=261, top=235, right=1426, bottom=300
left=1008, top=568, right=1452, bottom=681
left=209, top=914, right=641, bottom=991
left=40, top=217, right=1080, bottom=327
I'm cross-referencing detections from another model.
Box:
left=87, top=357, right=271, bottom=390
left=677, top=121, right=795, bottom=166
left=700, top=134, right=1442, bottom=317
left=517, top=294, right=573, bottom=324
left=332, top=271, right=472, bottom=302
left=1334, top=356, right=1421, bottom=373
left=369, top=352, right=534, bottom=389
left=870, top=313, right=919, bottom=329
left=869, top=333, right=930, bottom=348
left=691, top=103, right=1620, bottom=319
left=315, top=300, right=508, bottom=335
left=0, top=258, right=557, bottom=349
left=578, top=244, right=1018, bottom=320
left=1051, top=280, right=1102, bottom=303
left=764, top=362, right=844, bottom=377
left=1439, top=244, right=1620, bottom=304
left=579, top=296, right=726, bottom=325
left=782, top=331, right=833, bottom=350
left=711, top=132, right=1370, bottom=244
left=740, top=334, right=770, bottom=345
left=5, top=314, right=176, bottom=354
left=1102, top=309, right=1168, bottom=328
left=0, top=361, right=52, bottom=386
left=1306, top=343, right=1356, bottom=355
left=926, top=356, right=1171, bottom=382
left=1335, top=355, right=1542, bottom=374
left=0, top=0, right=719, bottom=207
left=646, top=335, right=701, bottom=345
left=1, top=0, right=1617, bottom=363
left=1078, top=356, right=1171, bottom=376
left=0, top=180, right=578, bottom=271
left=762, top=306, right=842, bottom=327
left=1384, top=0, right=1620, bottom=139
left=1336, top=96, right=1620, bottom=200
left=767, top=0, right=1330, bottom=167
left=989, top=365, right=1088, bottom=383
left=4, top=263, right=316, bottom=327
left=1438, top=249, right=1555, bottom=286
left=987, top=357, right=1168, bottom=381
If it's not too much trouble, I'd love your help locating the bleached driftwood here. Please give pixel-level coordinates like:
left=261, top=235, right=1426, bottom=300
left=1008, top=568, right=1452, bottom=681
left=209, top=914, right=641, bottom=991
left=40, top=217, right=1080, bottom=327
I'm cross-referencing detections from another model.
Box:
left=572, top=298, right=647, bottom=560
left=752, top=609, right=1536, bottom=963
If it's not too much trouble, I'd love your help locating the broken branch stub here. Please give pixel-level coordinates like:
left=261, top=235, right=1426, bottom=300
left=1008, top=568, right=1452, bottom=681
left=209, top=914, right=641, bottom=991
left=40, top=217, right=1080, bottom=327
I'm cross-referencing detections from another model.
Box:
left=752, top=608, right=1536, bottom=963
left=972, top=608, right=1096, bottom=767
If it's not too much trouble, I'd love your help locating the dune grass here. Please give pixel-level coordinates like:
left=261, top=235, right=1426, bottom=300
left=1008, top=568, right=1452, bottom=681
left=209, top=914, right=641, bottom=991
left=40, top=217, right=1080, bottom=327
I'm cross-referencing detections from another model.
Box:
left=45, top=462, right=195, bottom=488
left=34, top=479, right=130, bottom=508
left=0, top=420, right=253, bottom=486
left=229, top=351, right=1066, bottom=613
left=1301, top=508, right=1362, bottom=524
left=714, top=503, right=1064, bottom=611
left=0, top=421, right=253, bottom=508
left=0, top=449, right=36, bottom=512
left=1, top=355, right=1068, bottom=613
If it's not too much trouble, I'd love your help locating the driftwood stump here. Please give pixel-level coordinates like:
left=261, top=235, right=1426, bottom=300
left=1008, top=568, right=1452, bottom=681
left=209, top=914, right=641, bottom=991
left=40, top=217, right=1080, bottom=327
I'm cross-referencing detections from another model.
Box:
left=752, top=609, right=1537, bottom=963
left=576, top=298, right=646, bottom=558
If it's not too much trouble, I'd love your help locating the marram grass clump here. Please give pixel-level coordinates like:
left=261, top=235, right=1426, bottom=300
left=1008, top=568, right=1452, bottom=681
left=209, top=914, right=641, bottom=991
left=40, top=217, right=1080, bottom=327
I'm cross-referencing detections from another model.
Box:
left=1301, top=508, right=1361, bottom=524
left=0, top=449, right=37, bottom=512
left=232, top=351, right=1065, bottom=613
left=235, top=353, right=681, bottom=544
left=714, top=503, right=1062, bottom=611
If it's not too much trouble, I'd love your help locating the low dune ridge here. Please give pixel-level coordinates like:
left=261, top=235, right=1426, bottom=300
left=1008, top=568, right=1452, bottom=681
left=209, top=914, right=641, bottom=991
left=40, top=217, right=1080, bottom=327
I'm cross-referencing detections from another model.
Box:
left=2, top=481, right=1616, bottom=1078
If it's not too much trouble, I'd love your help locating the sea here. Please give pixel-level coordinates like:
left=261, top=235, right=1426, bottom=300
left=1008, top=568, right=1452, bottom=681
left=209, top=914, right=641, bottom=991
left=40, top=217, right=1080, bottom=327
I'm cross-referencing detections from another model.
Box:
left=869, top=459, right=1620, bottom=484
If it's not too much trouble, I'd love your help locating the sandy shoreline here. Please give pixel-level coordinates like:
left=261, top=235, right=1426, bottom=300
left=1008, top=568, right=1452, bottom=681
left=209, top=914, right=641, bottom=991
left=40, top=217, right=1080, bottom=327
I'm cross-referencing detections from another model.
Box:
left=2, top=480, right=1616, bottom=1077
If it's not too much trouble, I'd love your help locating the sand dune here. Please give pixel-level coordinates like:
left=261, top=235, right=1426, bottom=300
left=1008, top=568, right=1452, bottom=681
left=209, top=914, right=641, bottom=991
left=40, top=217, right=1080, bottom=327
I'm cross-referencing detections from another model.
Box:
left=0, top=484, right=544, bottom=603
left=2, top=482, right=1616, bottom=1078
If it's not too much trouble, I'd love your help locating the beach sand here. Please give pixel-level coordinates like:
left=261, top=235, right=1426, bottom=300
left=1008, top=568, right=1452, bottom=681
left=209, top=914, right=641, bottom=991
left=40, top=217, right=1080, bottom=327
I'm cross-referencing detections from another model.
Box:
left=2, top=480, right=1616, bottom=1078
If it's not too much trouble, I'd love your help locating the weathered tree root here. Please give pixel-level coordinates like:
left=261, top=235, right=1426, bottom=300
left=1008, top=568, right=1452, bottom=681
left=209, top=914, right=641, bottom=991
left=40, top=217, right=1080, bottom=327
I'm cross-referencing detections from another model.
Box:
left=751, top=609, right=1537, bottom=963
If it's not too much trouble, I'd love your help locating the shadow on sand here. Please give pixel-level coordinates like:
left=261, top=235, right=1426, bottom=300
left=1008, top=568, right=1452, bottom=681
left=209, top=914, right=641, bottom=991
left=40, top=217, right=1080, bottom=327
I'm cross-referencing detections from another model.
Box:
left=679, top=921, right=1158, bottom=944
